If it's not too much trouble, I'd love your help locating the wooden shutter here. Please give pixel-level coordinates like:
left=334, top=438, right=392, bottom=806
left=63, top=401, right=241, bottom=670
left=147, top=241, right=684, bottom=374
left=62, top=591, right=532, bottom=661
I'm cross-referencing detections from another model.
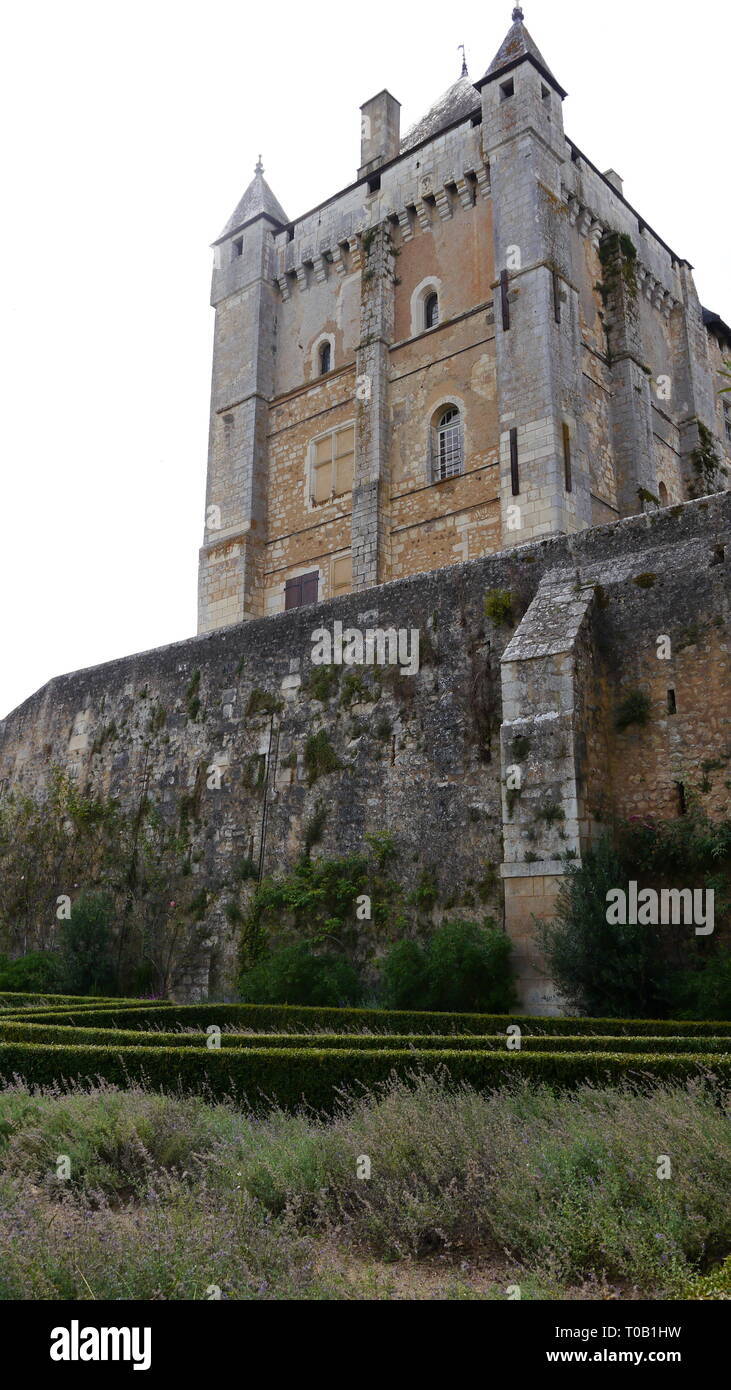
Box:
left=332, top=555, right=352, bottom=595
left=284, top=575, right=303, bottom=610
left=313, top=436, right=332, bottom=503
left=284, top=571, right=319, bottom=610
left=301, top=571, right=319, bottom=605
left=334, top=426, right=354, bottom=496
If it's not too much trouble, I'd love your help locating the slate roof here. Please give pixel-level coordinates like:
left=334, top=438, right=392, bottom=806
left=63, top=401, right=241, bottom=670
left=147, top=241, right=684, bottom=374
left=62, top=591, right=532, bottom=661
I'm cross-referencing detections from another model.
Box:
left=216, top=161, right=289, bottom=243
left=478, top=13, right=567, bottom=98
left=400, top=75, right=480, bottom=153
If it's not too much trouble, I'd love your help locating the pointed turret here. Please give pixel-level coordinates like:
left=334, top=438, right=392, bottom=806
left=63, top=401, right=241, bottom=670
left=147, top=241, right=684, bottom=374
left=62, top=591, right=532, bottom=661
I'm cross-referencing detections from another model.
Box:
left=476, top=5, right=567, bottom=99
left=214, top=158, right=289, bottom=244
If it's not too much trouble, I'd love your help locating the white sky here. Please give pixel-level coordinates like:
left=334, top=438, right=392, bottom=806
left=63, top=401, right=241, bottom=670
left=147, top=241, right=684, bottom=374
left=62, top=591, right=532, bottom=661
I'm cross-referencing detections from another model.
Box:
left=1, top=0, right=729, bottom=719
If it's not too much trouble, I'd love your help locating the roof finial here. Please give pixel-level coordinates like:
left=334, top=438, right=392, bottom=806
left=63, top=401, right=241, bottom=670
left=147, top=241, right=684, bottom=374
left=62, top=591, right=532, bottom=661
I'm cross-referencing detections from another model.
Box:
left=458, top=43, right=468, bottom=78
left=512, top=4, right=524, bottom=20
left=255, top=154, right=264, bottom=175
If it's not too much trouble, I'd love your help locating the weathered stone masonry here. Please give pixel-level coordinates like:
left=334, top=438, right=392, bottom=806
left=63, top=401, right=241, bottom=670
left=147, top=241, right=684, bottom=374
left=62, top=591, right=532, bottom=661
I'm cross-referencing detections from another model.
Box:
left=3, top=495, right=730, bottom=1009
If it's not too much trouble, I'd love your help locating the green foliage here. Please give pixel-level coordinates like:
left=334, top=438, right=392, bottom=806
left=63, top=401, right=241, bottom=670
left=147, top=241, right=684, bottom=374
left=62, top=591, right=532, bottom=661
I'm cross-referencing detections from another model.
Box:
left=483, top=589, right=514, bottom=626
left=633, top=572, right=657, bottom=588
left=0, top=770, right=217, bottom=997
left=615, top=689, right=651, bottom=730
left=305, top=665, right=340, bottom=702
left=688, top=422, right=728, bottom=500
left=339, top=672, right=375, bottom=708
left=511, top=734, right=531, bottom=760
left=0, top=951, right=65, bottom=994
left=380, top=919, right=515, bottom=1013
left=246, top=689, right=282, bottom=717
left=58, top=892, right=117, bottom=996
left=11, top=997, right=731, bottom=1036
left=184, top=669, right=201, bottom=721
left=427, top=919, right=516, bottom=1012
left=381, top=940, right=431, bottom=1010
left=0, top=1041, right=727, bottom=1112
left=303, top=730, right=342, bottom=785
left=540, top=817, right=731, bottom=1018
left=239, top=943, right=363, bottom=1007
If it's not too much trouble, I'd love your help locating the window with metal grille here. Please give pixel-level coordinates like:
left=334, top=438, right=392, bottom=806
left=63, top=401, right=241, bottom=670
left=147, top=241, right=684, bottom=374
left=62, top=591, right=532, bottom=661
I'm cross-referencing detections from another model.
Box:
left=311, top=424, right=355, bottom=503
left=284, top=570, right=319, bottom=610
left=433, top=407, right=463, bottom=481
left=425, top=292, right=439, bottom=329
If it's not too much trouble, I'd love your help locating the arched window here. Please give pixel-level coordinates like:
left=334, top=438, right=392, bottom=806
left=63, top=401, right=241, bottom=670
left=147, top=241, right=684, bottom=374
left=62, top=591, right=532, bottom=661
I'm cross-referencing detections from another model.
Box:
left=433, top=406, right=463, bottom=480
left=319, top=341, right=332, bottom=375
left=425, top=292, right=439, bottom=330
left=658, top=481, right=668, bottom=507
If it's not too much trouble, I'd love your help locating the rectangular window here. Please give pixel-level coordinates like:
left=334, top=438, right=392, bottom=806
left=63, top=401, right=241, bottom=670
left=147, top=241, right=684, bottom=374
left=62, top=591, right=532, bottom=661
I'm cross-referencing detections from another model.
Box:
left=310, top=424, right=355, bottom=503
left=724, top=400, right=731, bottom=444
left=232, top=237, right=243, bottom=259
left=500, top=78, right=514, bottom=100
left=332, top=554, right=352, bottom=596
left=500, top=268, right=510, bottom=331
left=284, top=570, right=319, bottom=610
left=563, top=422, right=572, bottom=492
left=510, top=427, right=520, bottom=496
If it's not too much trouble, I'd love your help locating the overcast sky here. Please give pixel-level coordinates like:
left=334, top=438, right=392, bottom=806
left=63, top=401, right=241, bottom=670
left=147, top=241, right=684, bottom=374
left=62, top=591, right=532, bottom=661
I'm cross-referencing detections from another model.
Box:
left=1, top=0, right=729, bottom=720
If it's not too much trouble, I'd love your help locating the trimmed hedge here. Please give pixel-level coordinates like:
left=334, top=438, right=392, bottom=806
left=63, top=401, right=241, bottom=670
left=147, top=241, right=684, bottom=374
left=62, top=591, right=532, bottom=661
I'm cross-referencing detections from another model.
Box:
left=0, top=1021, right=729, bottom=1055
left=0, top=993, right=140, bottom=1010
left=0, top=1042, right=729, bottom=1109
left=10, top=1001, right=731, bottom=1037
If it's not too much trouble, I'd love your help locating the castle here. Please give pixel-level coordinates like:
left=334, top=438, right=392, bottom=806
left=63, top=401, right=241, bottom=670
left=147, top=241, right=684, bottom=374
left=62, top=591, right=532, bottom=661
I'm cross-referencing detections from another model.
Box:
left=198, top=6, right=731, bottom=634
left=1, top=10, right=729, bottom=1010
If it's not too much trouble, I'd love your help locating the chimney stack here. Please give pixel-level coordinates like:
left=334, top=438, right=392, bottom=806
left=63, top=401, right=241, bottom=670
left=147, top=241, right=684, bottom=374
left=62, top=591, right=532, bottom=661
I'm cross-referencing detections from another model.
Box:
left=359, top=90, right=401, bottom=178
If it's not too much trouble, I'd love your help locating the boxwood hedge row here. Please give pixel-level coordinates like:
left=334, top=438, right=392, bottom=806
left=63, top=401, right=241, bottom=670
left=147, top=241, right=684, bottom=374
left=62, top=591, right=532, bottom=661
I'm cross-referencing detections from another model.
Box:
left=7, top=1001, right=731, bottom=1036
left=0, top=1021, right=728, bottom=1055
left=0, top=1042, right=729, bottom=1110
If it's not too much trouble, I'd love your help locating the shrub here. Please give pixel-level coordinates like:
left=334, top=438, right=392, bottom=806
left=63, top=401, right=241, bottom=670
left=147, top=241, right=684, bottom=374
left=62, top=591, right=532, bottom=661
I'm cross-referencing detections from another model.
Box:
left=239, top=943, right=363, bottom=1007
left=0, top=951, right=65, bottom=994
left=669, top=952, right=731, bottom=1021
left=0, top=1042, right=728, bottom=1112
left=427, top=919, right=516, bottom=1013
left=483, top=589, right=514, bottom=626
left=615, top=689, right=651, bottom=730
left=381, top=940, right=430, bottom=1010
left=57, top=892, right=117, bottom=996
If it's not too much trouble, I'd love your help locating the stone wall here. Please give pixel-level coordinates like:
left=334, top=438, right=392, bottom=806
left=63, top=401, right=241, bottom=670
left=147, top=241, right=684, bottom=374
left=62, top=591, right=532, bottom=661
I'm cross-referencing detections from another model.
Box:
left=3, top=493, right=730, bottom=1009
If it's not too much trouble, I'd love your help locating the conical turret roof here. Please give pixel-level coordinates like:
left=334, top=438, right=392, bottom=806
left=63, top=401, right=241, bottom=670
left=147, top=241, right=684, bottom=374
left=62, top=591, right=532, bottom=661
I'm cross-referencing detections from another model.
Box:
left=478, top=7, right=566, bottom=98
left=215, top=158, right=289, bottom=243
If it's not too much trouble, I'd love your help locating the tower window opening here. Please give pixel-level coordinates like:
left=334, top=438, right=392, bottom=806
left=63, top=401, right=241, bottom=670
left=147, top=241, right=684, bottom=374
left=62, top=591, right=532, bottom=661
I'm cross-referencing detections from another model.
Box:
left=500, top=78, right=514, bottom=100
left=658, top=481, right=668, bottom=506
left=433, top=407, right=463, bottom=481
left=723, top=400, right=731, bottom=443
left=541, top=83, right=550, bottom=103
left=675, top=781, right=687, bottom=816
left=425, top=292, right=439, bottom=330
left=667, top=688, right=677, bottom=714
left=319, top=341, right=332, bottom=375
left=367, top=173, right=381, bottom=194
left=232, top=237, right=243, bottom=260
left=562, top=421, right=572, bottom=492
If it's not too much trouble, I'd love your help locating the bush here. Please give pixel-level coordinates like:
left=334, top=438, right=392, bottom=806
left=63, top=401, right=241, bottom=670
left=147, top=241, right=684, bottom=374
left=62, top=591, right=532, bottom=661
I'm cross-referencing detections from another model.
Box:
left=427, top=919, right=516, bottom=1012
left=58, top=892, right=117, bottom=996
left=382, top=920, right=515, bottom=1012
left=239, top=944, right=363, bottom=1007
left=0, top=1042, right=728, bottom=1112
left=381, top=940, right=430, bottom=1010
left=0, top=951, right=65, bottom=994
left=11, top=999, right=731, bottom=1036
left=669, top=952, right=731, bottom=1021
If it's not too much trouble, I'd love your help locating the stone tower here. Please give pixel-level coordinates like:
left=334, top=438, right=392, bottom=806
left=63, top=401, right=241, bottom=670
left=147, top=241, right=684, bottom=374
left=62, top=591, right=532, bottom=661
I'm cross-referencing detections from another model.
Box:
left=197, top=8, right=730, bottom=634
